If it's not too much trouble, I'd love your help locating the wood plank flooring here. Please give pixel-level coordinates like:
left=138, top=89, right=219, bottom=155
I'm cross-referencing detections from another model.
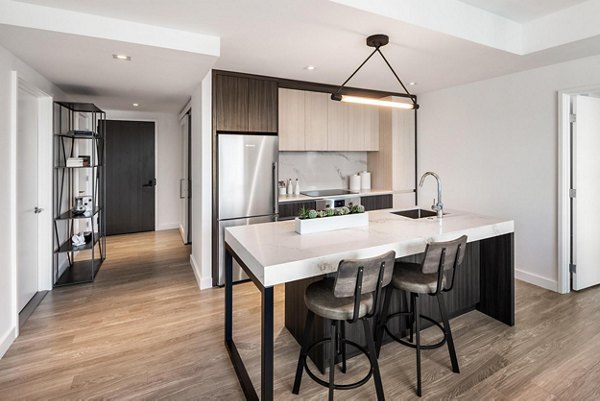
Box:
left=1, top=229, right=600, bottom=400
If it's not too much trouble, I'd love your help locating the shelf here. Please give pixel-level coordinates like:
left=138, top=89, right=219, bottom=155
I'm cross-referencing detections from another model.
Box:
left=55, top=101, right=104, bottom=113
left=56, top=233, right=100, bottom=253
left=55, top=208, right=101, bottom=221
left=54, top=259, right=103, bottom=287
left=56, top=130, right=99, bottom=139
left=54, top=165, right=101, bottom=169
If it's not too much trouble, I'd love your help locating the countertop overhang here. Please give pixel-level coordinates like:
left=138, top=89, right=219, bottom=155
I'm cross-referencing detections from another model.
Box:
left=225, top=208, right=514, bottom=287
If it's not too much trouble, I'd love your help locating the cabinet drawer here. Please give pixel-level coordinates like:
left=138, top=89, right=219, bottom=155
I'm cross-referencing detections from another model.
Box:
left=360, top=194, right=393, bottom=211
left=278, top=201, right=316, bottom=220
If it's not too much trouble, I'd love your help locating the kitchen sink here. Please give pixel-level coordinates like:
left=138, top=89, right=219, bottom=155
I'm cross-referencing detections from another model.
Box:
left=391, top=208, right=440, bottom=219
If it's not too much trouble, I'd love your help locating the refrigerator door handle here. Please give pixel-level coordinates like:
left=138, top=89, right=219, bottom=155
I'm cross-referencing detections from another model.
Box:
left=272, top=161, right=279, bottom=217
left=180, top=178, right=185, bottom=199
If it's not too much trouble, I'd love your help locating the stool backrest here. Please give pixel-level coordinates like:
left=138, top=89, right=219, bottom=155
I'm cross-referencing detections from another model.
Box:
left=333, top=251, right=396, bottom=298
left=421, top=235, right=467, bottom=293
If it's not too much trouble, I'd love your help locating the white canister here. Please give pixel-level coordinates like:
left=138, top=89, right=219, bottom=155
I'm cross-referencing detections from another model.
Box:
left=349, top=174, right=361, bottom=192
left=360, top=171, right=371, bottom=190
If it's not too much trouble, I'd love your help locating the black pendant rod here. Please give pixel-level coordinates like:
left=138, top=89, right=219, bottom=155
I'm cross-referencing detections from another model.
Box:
left=333, top=46, right=380, bottom=97
left=376, top=48, right=417, bottom=106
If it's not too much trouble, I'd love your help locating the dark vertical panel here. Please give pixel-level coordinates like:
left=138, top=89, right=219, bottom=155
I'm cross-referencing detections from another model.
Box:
left=360, top=194, right=393, bottom=211
left=215, top=75, right=249, bottom=132
left=105, top=120, right=155, bottom=235
left=248, top=79, right=278, bottom=133
left=278, top=201, right=316, bottom=220
left=478, top=233, right=515, bottom=326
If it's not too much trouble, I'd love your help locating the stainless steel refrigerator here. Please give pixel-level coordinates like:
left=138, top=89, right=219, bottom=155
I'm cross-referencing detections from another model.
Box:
left=217, top=133, right=278, bottom=285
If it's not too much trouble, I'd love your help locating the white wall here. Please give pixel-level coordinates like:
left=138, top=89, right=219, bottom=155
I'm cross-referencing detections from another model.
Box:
left=189, top=72, right=213, bottom=289
left=104, top=110, right=182, bottom=231
left=418, top=54, right=600, bottom=292
left=0, top=44, right=64, bottom=358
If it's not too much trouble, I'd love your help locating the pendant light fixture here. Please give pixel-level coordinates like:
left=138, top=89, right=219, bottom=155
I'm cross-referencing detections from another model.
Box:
left=331, top=34, right=418, bottom=110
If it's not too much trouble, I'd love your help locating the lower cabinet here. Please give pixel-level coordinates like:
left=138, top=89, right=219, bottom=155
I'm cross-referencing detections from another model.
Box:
left=278, top=201, right=316, bottom=220
left=360, top=194, right=393, bottom=211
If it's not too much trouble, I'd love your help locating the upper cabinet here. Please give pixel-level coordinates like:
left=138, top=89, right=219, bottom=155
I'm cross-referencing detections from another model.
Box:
left=279, top=87, right=379, bottom=151
left=215, top=75, right=277, bottom=133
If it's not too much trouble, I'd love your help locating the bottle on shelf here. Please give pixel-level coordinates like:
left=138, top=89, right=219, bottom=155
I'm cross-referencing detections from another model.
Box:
left=287, top=179, right=293, bottom=196
left=294, top=178, right=300, bottom=195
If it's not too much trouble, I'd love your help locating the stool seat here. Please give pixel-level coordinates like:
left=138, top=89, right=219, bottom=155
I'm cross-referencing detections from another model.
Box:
left=305, top=279, right=374, bottom=321
left=392, top=262, right=446, bottom=294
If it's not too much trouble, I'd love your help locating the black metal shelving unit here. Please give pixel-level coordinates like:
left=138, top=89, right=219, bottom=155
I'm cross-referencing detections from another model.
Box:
left=53, top=102, right=106, bottom=286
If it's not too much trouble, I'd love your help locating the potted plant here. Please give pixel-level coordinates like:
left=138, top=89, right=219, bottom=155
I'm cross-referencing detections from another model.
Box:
left=295, top=204, right=368, bottom=234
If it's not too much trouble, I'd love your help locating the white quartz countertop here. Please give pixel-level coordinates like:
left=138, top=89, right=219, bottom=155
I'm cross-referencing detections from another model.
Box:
left=278, top=189, right=393, bottom=203
left=224, top=208, right=514, bottom=288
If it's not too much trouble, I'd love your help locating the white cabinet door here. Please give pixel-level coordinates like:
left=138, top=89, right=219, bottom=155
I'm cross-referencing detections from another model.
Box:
left=278, top=88, right=305, bottom=151
left=573, top=95, right=600, bottom=290
left=327, top=98, right=349, bottom=151
left=17, top=85, right=39, bottom=311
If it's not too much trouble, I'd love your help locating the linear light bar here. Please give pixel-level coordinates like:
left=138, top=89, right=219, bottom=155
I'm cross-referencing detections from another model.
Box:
left=337, top=95, right=415, bottom=110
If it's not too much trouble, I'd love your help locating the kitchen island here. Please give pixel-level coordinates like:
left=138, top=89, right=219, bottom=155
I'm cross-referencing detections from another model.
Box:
left=224, top=208, right=514, bottom=400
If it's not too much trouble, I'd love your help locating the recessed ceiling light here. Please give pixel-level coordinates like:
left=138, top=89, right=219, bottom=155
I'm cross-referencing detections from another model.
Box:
left=113, top=54, right=131, bottom=61
left=408, top=82, right=417, bottom=86
left=132, top=103, right=139, bottom=107
left=305, top=65, right=316, bottom=70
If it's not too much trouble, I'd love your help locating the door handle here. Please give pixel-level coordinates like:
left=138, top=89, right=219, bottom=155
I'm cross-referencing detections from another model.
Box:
left=142, top=179, right=157, bottom=187
left=34, top=207, right=43, bottom=214
left=272, top=162, right=278, bottom=215
left=180, top=179, right=185, bottom=199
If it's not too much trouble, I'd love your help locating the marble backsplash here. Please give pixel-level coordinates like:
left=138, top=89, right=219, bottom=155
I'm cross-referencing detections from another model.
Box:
left=279, top=151, right=367, bottom=190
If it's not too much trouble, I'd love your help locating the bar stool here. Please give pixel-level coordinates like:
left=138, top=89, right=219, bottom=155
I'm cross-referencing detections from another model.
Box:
left=292, top=251, right=396, bottom=401
left=376, top=235, right=467, bottom=397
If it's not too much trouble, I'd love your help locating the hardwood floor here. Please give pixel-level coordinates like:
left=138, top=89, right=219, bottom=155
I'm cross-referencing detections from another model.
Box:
left=1, top=229, right=600, bottom=400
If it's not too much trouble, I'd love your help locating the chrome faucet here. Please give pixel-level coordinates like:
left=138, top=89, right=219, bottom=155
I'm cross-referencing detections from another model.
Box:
left=419, top=172, right=443, bottom=218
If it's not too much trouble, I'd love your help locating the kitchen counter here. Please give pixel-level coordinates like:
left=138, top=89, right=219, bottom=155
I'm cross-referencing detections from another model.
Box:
left=223, top=208, right=515, bottom=394
left=278, top=189, right=393, bottom=203
left=225, top=208, right=513, bottom=286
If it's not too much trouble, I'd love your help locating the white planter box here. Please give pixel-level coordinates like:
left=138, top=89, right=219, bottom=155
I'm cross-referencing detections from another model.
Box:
left=295, top=212, right=369, bottom=234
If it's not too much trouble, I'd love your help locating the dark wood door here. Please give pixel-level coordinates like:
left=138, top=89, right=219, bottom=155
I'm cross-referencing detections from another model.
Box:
left=102, top=120, right=155, bottom=235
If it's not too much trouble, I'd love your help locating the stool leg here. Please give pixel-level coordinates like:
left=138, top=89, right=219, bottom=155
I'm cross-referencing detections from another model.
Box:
left=329, top=321, right=336, bottom=401
left=415, top=294, right=422, bottom=397
left=409, top=292, right=415, bottom=343
left=438, top=293, right=460, bottom=373
left=375, top=285, right=392, bottom=357
left=363, top=318, right=386, bottom=401
left=340, top=321, right=347, bottom=374
left=292, top=310, right=314, bottom=394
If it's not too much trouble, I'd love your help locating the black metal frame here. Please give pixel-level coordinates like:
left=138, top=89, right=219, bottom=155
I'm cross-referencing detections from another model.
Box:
left=292, top=262, right=388, bottom=401
left=225, top=243, right=272, bottom=401
left=331, top=34, right=418, bottom=109
left=52, top=102, right=106, bottom=287
left=375, top=244, right=463, bottom=397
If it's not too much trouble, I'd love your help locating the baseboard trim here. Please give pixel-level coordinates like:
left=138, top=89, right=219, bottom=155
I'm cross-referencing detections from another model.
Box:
left=516, top=268, right=558, bottom=292
left=190, top=254, right=212, bottom=290
left=0, top=327, right=16, bottom=359
left=156, top=223, right=179, bottom=231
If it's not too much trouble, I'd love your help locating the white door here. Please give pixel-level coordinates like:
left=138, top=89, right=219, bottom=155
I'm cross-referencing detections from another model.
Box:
left=17, top=85, right=40, bottom=311
left=572, top=95, right=600, bottom=290
left=179, top=114, right=191, bottom=244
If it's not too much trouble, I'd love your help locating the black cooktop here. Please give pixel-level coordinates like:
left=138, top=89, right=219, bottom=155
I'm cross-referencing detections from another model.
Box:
left=301, top=189, right=358, bottom=197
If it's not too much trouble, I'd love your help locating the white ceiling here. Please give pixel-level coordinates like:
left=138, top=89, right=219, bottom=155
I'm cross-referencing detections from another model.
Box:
left=2, top=0, right=600, bottom=113
left=458, top=0, right=590, bottom=23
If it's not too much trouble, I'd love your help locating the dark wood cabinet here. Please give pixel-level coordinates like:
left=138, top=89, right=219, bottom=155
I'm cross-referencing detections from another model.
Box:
left=278, top=200, right=316, bottom=220
left=249, top=79, right=277, bottom=132
left=215, top=74, right=277, bottom=133
left=215, top=75, right=249, bottom=132
left=360, top=194, right=393, bottom=211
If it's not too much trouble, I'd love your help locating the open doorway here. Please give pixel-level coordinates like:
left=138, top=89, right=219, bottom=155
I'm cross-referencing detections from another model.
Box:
left=558, top=88, right=600, bottom=293
left=179, top=111, right=192, bottom=245
left=101, top=120, right=156, bottom=235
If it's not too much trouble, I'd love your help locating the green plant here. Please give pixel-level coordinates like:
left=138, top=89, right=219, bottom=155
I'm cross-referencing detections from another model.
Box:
left=325, top=208, right=335, bottom=217
left=298, top=206, right=310, bottom=219
left=308, top=209, right=318, bottom=219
